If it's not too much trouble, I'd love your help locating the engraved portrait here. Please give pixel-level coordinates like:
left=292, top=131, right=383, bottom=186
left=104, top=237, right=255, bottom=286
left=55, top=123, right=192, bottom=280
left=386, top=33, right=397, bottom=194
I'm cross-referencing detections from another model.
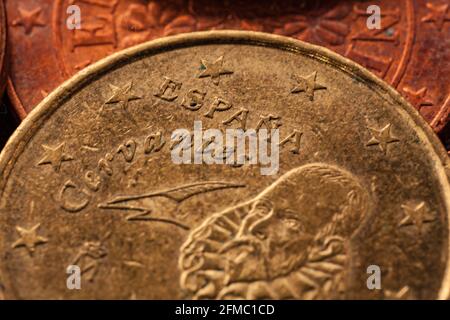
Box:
left=178, top=163, right=372, bottom=299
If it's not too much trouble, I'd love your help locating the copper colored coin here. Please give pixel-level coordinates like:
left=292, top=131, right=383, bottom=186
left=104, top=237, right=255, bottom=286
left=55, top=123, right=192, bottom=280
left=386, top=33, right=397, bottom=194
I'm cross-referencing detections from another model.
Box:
left=0, top=97, right=18, bottom=150
left=0, top=0, right=9, bottom=150
left=0, top=0, right=6, bottom=94
left=0, top=31, right=449, bottom=299
left=5, top=0, right=450, bottom=133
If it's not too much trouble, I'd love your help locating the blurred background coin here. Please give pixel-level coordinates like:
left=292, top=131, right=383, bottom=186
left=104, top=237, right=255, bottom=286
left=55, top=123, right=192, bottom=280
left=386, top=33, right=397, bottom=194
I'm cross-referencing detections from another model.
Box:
left=0, top=0, right=5, bottom=94
left=4, top=0, right=449, bottom=136
left=0, top=0, right=10, bottom=149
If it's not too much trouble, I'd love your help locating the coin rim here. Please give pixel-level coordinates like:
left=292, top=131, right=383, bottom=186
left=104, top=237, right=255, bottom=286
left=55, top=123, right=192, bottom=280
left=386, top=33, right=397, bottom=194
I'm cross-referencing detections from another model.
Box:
left=0, top=30, right=449, bottom=299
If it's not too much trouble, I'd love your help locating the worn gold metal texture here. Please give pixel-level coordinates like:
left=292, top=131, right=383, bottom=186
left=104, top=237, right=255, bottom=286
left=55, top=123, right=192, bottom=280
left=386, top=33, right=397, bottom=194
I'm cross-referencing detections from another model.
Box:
left=0, top=31, right=449, bottom=299
left=6, top=0, right=450, bottom=134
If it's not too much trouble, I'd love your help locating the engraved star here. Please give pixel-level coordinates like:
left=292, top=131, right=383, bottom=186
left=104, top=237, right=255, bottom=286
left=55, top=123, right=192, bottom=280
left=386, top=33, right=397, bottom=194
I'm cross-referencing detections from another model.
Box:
left=198, top=56, right=233, bottom=85
left=403, top=86, right=433, bottom=110
left=105, top=82, right=142, bottom=110
left=11, top=223, right=48, bottom=255
left=37, top=143, right=74, bottom=172
left=366, top=124, right=399, bottom=153
left=291, top=71, right=327, bottom=101
left=12, top=7, right=46, bottom=35
left=421, top=3, right=450, bottom=31
left=399, top=201, right=435, bottom=234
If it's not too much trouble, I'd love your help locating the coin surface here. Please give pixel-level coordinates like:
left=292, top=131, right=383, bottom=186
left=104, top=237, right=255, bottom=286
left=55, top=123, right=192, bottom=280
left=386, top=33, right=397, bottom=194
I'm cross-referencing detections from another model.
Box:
left=0, top=0, right=9, bottom=149
left=5, top=0, right=450, bottom=133
left=0, top=31, right=449, bottom=299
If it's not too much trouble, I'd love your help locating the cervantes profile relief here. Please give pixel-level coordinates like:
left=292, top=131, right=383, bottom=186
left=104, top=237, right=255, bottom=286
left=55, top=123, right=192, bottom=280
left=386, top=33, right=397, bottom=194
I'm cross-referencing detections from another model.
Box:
left=179, top=163, right=372, bottom=299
